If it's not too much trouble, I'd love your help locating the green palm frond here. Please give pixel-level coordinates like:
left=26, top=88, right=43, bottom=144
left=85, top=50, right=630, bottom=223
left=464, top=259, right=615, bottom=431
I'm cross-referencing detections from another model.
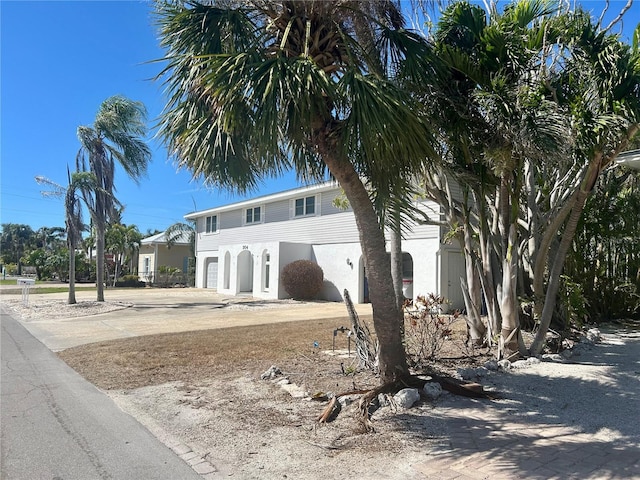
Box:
left=156, top=0, right=440, bottom=199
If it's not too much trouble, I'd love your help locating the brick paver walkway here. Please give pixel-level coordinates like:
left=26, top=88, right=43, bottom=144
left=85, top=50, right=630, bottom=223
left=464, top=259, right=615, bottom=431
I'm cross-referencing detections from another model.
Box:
left=410, top=331, right=640, bottom=480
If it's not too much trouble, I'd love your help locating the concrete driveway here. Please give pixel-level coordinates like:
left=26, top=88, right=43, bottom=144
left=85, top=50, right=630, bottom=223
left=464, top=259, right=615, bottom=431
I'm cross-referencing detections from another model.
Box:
left=0, top=287, right=371, bottom=351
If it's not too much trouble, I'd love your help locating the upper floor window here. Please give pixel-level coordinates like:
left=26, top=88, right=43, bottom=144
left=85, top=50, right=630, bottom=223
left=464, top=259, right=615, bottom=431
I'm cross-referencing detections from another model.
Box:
left=294, top=195, right=316, bottom=217
left=245, top=206, right=262, bottom=225
left=205, top=215, right=218, bottom=233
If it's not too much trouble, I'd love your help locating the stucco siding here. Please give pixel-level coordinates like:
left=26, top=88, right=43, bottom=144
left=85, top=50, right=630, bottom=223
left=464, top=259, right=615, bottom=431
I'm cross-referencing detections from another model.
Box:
left=312, top=243, right=362, bottom=302
left=196, top=209, right=360, bottom=252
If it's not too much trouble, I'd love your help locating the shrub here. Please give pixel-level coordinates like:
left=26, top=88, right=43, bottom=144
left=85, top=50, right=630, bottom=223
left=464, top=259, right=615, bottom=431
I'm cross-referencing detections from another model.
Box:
left=281, top=260, right=324, bottom=300
left=403, top=293, right=458, bottom=365
left=115, top=275, right=146, bottom=288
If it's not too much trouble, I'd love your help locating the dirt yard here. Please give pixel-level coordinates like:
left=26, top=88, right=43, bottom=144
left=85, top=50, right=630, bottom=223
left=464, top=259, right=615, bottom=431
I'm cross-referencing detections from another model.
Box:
left=5, top=294, right=488, bottom=478
left=62, top=317, right=486, bottom=479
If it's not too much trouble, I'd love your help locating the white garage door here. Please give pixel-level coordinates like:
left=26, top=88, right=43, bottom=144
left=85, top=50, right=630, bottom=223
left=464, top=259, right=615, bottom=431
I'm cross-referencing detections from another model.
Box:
left=206, top=258, right=218, bottom=289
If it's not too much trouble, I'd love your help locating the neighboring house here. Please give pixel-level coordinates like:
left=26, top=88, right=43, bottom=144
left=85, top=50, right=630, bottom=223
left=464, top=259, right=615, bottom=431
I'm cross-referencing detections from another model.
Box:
left=185, top=181, right=467, bottom=309
left=138, top=231, right=192, bottom=284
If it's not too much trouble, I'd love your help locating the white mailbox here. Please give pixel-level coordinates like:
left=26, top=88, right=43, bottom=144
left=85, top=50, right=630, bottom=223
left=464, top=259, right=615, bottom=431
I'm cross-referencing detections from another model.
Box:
left=17, top=278, right=36, bottom=286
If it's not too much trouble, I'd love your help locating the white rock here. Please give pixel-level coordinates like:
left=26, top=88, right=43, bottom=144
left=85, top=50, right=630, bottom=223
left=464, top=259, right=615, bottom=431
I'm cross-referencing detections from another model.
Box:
left=586, top=328, right=602, bottom=343
left=378, top=393, right=391, bottom=407
left=260, top=365, right=282, bottom=380
left=457, top=367, right=490, bottom=379
left=338, top=395, right=358, bottom=407
left=279, top=382, right=308, bottom=398
left=497, top=359, right=511, bottom=370
left=511, top=360, right=529, bottom=369
left=394, top=388, right=420, bottom=408
left=422, top=382, right=442, bottom=400
left=526, top=357, right=541, bottom=365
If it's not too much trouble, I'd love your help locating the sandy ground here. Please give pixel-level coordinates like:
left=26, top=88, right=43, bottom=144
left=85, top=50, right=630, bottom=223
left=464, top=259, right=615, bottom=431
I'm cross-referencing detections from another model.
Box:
left=2, top=291, right=639, bottom=479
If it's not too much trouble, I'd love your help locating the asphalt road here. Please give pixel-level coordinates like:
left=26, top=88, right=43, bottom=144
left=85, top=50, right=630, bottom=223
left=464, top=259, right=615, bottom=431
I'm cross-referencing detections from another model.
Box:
left=0, top=309, right=203, bottom=480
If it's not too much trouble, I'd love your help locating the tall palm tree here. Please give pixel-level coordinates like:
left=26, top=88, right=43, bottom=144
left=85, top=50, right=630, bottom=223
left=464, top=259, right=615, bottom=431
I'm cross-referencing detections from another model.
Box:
left=426, top=0, right=570, bottom=358
left=36, top=169, right=100, bottom=304
left=529, top=10, right=640, bottom=354
left=75, top=95, right=151, bottom=302
left=155, top=0, right=439, bottom=382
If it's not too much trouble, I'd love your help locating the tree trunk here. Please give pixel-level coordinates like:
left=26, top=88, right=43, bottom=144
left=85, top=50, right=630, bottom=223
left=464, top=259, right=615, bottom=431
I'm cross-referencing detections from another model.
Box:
left=497, top=174, right=522, bottom=359
left=498, top=223, right=521, bottom=359
left=95, top=224, right=105, bottom=302
left=321, top=155, right=408, bottom=383
left=476, top=191, right=501, bottom=338
left=529, top=168, right=598, bottom=355
left=68, top=245, right=77, bottom=305
left=462, top=225, right=486, bottom=346
left=531, top=193, right=577, bottom=319
left=113, top=254, right=119, bottom=287
left=389, top=211, right=404, bottom=310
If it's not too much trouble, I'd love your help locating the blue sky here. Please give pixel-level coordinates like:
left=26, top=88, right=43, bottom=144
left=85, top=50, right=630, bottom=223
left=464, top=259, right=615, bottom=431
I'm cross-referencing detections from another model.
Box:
left=1, top=0, right=300, bottom=235
left=1, top=1, right=638, bottom=235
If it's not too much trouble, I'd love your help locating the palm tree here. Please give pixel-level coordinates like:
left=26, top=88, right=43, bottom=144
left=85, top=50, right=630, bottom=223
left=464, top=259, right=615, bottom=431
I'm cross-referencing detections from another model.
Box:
left=529, top=10, right=640, bottom=354
left=75, top=95, right=151, bottom=302
left=155, top=0, right=439, bottom=382
left=425, top=0, right=570, bottom=358
left=36, top=169, right=100, bottom=304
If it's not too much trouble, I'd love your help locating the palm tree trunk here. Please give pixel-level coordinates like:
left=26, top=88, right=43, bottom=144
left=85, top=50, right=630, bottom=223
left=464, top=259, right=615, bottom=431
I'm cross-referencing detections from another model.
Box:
left=68, top=245, right=77, bottom=305
left=96, top=223, right=106, bottom=302
left=498, top=174, right=521, bottom=359
left=531, top=192, right=577, bottom=319
left=321, top=153, right=408, bottom=383
left=389, top=210, right=404, bottom=310
left=500, top=223, right=521, bottom=358
left=529, top=163, right=600, bottom=355
left=462, top=224, right=486, bottom=345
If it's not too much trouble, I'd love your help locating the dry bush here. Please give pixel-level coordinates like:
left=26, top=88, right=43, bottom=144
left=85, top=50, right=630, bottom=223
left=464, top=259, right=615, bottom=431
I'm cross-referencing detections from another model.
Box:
left=281, top=260, right=324, bottom=299
left=403, top=294, right=459, bottom=366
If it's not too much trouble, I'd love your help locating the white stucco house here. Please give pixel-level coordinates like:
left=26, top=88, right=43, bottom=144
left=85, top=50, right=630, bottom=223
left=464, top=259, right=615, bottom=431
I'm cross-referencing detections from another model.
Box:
left=185, top=181, right=466, bottom=309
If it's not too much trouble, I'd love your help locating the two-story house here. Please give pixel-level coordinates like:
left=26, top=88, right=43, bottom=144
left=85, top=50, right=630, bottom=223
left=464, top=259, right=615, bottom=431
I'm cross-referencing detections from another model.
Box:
left=185, top=181, right=466, bottom=309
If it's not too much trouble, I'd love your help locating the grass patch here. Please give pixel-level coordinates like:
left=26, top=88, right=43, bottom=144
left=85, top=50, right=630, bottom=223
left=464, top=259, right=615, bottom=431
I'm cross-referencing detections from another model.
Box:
left=58, top=317, right=366, bottom=390
left=0, top=279, right=39, bottom=285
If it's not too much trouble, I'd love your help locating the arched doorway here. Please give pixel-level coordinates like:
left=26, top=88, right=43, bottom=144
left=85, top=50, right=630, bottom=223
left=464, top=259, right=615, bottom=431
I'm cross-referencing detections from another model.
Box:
left=237, top=250, right=253, bottom=293
left=223, top=251, right=231, bottom=289
left=402, top=252, right=414, bottom=300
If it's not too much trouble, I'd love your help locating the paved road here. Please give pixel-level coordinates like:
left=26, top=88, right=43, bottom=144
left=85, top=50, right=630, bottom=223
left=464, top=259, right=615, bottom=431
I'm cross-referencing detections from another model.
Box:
left=1, top=310, right=203, bottom=480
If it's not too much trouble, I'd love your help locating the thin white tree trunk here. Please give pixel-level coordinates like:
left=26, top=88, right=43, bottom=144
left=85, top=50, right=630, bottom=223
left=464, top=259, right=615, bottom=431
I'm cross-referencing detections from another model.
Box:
left=68, top=246, right=77, bottom=305
left=96, top=225, right=105, bottom=302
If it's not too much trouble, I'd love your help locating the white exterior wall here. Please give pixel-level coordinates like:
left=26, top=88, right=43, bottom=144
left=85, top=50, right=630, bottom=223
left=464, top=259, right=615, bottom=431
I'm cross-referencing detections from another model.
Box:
left=312, top=243, right=363, bottom=302
left=187, top=182, right=466, bottom=309
left=401, top=238, right=441, bottom=300
left=195, top=249, right=218, bottom=289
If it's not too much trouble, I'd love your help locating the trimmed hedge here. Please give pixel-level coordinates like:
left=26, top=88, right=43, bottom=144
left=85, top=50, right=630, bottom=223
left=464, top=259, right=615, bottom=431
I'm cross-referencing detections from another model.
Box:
left=281, top=260, right=324, bottom=300
left=115, top=275, right=146, bottom=288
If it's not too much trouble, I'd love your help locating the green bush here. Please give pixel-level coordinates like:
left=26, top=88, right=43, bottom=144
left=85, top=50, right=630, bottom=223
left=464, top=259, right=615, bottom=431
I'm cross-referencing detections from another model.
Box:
left=115, top=275, right=146, bottom=288
left=281, top=260, right=324, bottom=300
